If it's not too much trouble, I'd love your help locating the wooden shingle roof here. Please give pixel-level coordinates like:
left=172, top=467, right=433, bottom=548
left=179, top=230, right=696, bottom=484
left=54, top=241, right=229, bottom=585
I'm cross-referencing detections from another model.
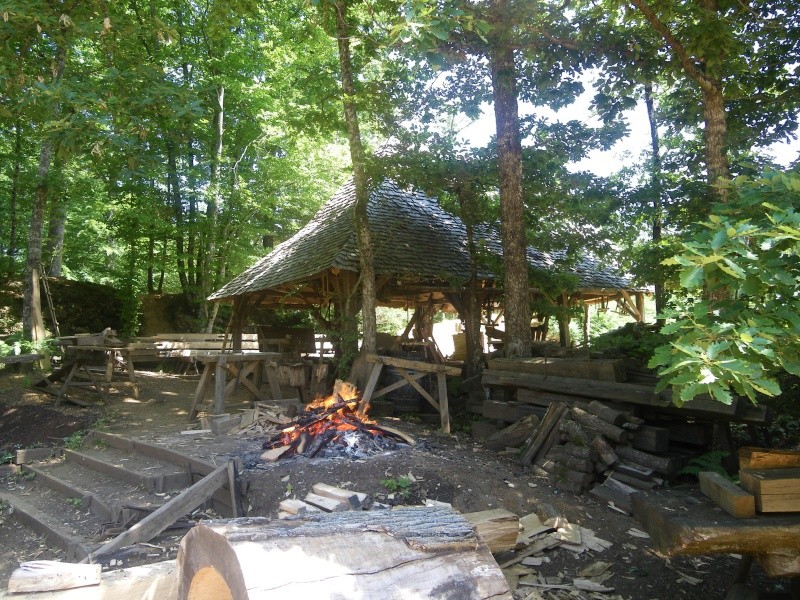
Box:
left=209, top=179, right=632, bottom=303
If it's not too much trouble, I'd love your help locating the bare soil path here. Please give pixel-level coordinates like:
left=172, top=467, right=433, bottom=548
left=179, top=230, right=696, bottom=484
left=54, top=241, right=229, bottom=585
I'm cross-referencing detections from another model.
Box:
left=0, top=368, right=791, bottom=599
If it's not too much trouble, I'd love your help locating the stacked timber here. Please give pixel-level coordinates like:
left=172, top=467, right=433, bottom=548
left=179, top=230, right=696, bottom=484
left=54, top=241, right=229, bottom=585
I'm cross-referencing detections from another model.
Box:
left=737, top=447, right=800, bottom=514
left=480, top=359, right=772, bottom=424
left=513, top=400, right=670, bottom=507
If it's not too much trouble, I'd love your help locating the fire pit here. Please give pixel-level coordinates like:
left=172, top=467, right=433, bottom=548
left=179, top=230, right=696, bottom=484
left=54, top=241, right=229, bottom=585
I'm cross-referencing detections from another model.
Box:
left=261, top=382, right=415, bottom=461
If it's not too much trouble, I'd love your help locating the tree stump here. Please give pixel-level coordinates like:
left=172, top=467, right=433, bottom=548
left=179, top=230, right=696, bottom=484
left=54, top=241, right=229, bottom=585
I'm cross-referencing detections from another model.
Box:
left=177, top=507, right=512, bottom=600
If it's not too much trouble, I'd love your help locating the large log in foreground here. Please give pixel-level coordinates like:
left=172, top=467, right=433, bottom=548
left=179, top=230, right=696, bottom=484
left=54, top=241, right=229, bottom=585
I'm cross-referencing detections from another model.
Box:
left=177, top=507, right=512, bottom=600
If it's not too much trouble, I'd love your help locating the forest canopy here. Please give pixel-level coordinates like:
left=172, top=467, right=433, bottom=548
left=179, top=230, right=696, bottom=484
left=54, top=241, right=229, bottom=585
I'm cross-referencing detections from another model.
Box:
left=1, top=0, right=798, bottom=401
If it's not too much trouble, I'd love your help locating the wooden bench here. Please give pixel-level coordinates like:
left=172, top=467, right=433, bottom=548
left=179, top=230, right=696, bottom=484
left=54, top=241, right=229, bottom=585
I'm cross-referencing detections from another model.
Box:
left=126, top=333, right=261, bottom=371
left=632, top=488, right=800, bottom=597
left=0, top=353, right=44, bottom=366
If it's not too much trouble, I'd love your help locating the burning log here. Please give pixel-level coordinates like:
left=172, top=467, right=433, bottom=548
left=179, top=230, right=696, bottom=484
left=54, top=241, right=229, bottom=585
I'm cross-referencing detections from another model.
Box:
left=261, top=381, right=414, bottom=461
left=177, top=508, right=512, bottom=600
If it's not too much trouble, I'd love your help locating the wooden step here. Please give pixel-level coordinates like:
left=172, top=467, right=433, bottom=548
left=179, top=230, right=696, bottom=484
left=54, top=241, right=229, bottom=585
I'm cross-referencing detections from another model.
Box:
left=63, top=448, right=189, bottom=493
left=0, top=491, right=94, bottom=561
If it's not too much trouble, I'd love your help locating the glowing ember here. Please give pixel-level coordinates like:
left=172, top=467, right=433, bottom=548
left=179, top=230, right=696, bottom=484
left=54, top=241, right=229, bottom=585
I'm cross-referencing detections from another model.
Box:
left=262, top=381, right=410, bottom=460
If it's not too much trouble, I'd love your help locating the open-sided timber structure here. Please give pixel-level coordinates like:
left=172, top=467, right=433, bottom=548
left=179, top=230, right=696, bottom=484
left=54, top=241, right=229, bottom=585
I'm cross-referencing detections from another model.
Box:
left=209, top=179, right=645, bottom=353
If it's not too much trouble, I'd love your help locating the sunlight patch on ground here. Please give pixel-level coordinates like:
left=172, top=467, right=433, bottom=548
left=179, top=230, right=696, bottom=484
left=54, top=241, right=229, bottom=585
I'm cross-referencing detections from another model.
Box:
left=123, top=398, right=143, bottom=404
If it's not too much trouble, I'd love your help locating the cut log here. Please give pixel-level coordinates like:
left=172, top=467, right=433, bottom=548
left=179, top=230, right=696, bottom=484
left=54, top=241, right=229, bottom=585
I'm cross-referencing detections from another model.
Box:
left=632, top=426, right=669, bottom=453
left=615, top=446, right=675, bottom=475
left=8, top=561, right=101, bottom=593
left=591, top=436, right=618, bottom=466
left=606, top=471, right=658, bottom=491
left=547, top=443, right=596, bottom=462
left=559, top=420, right=590, bottom=446
left=464, top=508, right=520, bottom=554
left=698, top=471, right=756, bottom=519
left=570, top=407, right=628, bottom=443
left=739, top=468, right=800, bottom=513
left=484, top=414, right=540, bottom=451
left=176, top=508, right=512, bottom=600
left=587, top=400, right=627, bottom=426
left=739, top=447, right=800, bottom=470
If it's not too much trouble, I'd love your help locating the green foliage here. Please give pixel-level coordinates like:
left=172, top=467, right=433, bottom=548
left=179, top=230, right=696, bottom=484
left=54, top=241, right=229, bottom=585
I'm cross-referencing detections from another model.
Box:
left=380, top=476, right=412, bottom=497
left=679, top=451, right=732, bottom=480
left=0, top=451, right=13, bottom=465
left=590, top=322, right=670, bottom=362
left=67, top=497, right=83, bottom=508
left=650, top=171, right=800, bottom=405
left=63, top=431, right=86, bottom=450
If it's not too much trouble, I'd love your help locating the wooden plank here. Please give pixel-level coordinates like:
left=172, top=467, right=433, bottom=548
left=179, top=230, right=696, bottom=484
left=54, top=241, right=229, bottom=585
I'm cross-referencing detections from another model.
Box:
left=311, top=483, right=362, bottom=510
left=365, top=353, right=461, bottom=376
left=520, top=402, right=567, bottom=466
left=0, top=561, right=177, bottom=600
left=279, top=499, right=322, bottom=515
left=739, top=447, right=800, bottom=470
left=8, top=561, right=101, bottom=593
left=487, top=357, right=627, bottom=382
left=303, top=492, right=349, bottom=512
left=482, top=399, right=539, bottom=423
left=14, top=447, right=61, bottom=464
left=739, top=468, right=800, bottom=512
left=84, top=463, right=230, bottom=562
left=698, top=471, right=756, bottom=518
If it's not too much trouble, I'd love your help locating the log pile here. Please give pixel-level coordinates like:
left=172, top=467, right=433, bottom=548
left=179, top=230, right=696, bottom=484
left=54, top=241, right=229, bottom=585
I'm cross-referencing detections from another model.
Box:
left=514, top=400, right=669, bottom=508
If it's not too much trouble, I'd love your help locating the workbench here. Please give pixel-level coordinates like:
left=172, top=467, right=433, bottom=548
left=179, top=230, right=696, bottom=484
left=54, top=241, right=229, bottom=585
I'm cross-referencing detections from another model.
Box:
left=357, top=354, right=461, bottom=433
left=187, top=351, right=284, bottom=420
left=35, top=345, right=139, bottom=405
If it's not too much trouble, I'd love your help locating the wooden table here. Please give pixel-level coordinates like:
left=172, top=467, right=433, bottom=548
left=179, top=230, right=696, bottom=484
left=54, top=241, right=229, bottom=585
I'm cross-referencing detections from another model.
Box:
left=188, top=352, right=284, bottom=420
left=357, top=354, right=461, bottom=433
left=36, top=345, right=139, bottom=406
left=632, top=488, right=800, bottom=597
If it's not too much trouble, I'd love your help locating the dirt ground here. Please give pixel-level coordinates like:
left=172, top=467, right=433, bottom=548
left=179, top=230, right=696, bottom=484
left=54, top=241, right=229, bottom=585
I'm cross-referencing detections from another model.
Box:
left=0, top=367, right=793, bottom=599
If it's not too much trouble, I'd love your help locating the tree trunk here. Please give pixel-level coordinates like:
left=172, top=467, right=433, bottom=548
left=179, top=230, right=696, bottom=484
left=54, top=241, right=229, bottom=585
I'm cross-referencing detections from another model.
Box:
left=489, top=21, right=531, bottom=359
left=147, top=233, right=155, bottom=293
left=167, top=139, right=189, bottom=293
left=44, top=189, right=67, bottom=277
left=334, top=0, right=377, bottom=355
left=23, top=43, right=66, bottom=343
left=6, top=120, right=22, bottom=277
left=457, top=183, right=484, bottom=377
left=702, top=81, right=730, bottom=203
left=24, top=140, right=53, bottom=343
left=204, top=84, right=224, bottom=331
left=644, top=82, right=665, bottom=325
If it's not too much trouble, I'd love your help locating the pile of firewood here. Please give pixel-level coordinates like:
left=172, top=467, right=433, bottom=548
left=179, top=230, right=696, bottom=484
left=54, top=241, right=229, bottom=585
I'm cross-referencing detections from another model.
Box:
left=488, top=399, right=673, bottom=511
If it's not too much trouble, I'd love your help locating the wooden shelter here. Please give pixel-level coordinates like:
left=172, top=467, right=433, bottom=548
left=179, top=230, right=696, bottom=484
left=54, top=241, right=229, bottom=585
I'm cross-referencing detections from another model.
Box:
left=209, top=179, right=644, bottom=353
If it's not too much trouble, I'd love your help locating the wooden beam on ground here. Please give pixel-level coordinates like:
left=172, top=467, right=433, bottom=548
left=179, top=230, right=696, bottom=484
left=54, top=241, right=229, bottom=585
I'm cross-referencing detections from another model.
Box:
left=83, top=463, right=230, bottom=562
left=698, top=471, right=756, bottom=519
